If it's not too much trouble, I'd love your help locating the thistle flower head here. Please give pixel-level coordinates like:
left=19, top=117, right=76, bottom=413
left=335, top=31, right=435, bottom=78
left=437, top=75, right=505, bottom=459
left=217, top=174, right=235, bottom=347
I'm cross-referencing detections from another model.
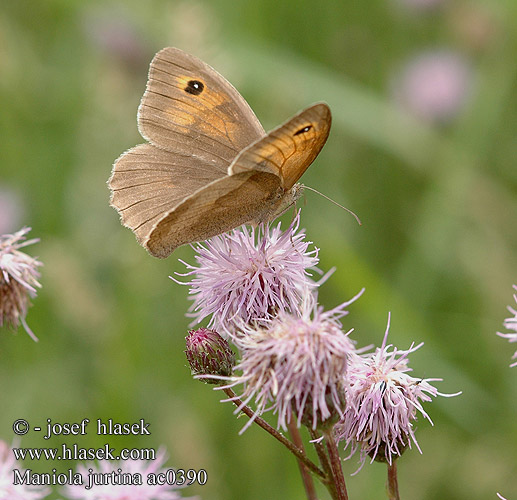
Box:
left=497, top=284, right=517, bottom=367
left=336, top=314, right=457, bottom=470
left=0, top=440, right=50, bottom=500
left=223, top=291, right=363, bottom=432
left=62, top=447, right=195, bottom=500
left=185, top=328, right=236, bottom=383
left=174, top=213, right=320, bottom=336
left=0, top=227, right=42, bottom=341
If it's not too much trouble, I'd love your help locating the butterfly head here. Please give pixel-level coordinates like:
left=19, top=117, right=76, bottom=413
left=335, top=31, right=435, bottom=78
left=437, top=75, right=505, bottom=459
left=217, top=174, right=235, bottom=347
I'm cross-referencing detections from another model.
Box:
left=267, top=183, right=304, bottom=223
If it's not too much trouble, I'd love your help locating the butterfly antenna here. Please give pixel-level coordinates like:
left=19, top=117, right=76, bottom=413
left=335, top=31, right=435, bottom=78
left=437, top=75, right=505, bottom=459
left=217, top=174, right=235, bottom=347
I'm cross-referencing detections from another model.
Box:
left=302, top=185, right=362, bottom=226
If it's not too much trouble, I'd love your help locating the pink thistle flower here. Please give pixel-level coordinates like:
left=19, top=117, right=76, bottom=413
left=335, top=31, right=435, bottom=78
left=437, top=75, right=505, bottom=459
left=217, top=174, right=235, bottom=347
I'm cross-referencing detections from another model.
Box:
left=222, top=291, right=363, bottom=432
left=174, top=212, right=321, bottom=336
left=0, top=227, right=42, bottom=341
left=336, top=314, right=459, bottom=470
left=497, top=285, right=517, bottom=367
left=0, top=440, right=50, bottom=500
left=62, top=447, right=196, bottom=500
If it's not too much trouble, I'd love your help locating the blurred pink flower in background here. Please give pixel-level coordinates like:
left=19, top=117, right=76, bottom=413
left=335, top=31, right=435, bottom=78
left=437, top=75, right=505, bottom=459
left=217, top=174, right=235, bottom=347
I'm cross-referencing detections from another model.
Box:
left=81, top=8, right=150, bottom=70
left=0, top=440, right=50, bottom=500
left=392, top=50, right=473, bottom=123
left=62, top=447, right=196, bottom=500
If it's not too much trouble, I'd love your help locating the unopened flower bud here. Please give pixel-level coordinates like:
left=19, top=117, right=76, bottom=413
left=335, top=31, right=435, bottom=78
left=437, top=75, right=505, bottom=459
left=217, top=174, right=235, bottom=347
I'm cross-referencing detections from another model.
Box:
left=185, top=328, right=235, bottom=383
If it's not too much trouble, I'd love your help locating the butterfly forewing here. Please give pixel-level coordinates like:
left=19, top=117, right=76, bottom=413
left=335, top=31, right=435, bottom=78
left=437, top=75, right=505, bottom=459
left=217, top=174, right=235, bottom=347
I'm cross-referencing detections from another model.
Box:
left=228, top=103, right=331, bottom=190
left=138, top=47, right=265, bottom=166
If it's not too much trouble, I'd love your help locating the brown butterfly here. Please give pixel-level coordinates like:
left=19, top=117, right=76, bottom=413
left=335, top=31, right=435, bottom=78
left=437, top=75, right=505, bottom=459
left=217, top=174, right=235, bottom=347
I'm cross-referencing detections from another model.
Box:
left=109, top=47, right=331, bottom=258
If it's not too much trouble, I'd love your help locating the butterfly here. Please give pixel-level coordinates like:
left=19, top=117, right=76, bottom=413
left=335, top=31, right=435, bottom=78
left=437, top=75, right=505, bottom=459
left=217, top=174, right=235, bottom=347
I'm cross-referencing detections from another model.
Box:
left=109, top=47, right=331, bottom=258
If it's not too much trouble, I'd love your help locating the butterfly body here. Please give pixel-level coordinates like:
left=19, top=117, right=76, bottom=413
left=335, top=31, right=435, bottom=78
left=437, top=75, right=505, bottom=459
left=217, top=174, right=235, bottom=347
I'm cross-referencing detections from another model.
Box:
left=109, top=47, right=331, bottom=258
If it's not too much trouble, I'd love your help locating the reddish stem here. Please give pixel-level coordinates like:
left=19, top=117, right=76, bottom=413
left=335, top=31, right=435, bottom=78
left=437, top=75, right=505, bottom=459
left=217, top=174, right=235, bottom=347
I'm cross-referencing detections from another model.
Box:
left=387, top=461, right=400, bottom=500
left=222, top=388, right=325, bottom=480
left=288, top=419, right=318, bottom=500
left=309, top=428, right=339, bottom=500
left=324, top=431, right=348, bottom=500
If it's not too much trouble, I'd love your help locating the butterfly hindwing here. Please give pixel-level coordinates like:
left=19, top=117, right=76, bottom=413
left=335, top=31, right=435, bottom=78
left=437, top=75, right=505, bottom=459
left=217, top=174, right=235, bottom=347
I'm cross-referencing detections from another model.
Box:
left=147, top=171, right=283, bottom=258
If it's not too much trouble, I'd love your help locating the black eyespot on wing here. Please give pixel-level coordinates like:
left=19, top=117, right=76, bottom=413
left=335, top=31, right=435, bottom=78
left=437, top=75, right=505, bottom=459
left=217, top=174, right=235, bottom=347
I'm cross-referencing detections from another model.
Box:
left=294, top=125, right=312, bottom=136
left=184, top=80, right=205, bottom=95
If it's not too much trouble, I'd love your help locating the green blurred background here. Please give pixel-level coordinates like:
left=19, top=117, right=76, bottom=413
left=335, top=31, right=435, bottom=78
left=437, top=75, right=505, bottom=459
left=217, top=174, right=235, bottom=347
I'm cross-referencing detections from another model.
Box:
left=1, top=0, right=516, bottom=498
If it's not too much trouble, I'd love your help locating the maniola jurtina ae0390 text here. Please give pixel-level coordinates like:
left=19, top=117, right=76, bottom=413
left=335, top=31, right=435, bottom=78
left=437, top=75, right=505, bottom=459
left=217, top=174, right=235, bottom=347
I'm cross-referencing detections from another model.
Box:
left=109, top=47, right=331, bottom=258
